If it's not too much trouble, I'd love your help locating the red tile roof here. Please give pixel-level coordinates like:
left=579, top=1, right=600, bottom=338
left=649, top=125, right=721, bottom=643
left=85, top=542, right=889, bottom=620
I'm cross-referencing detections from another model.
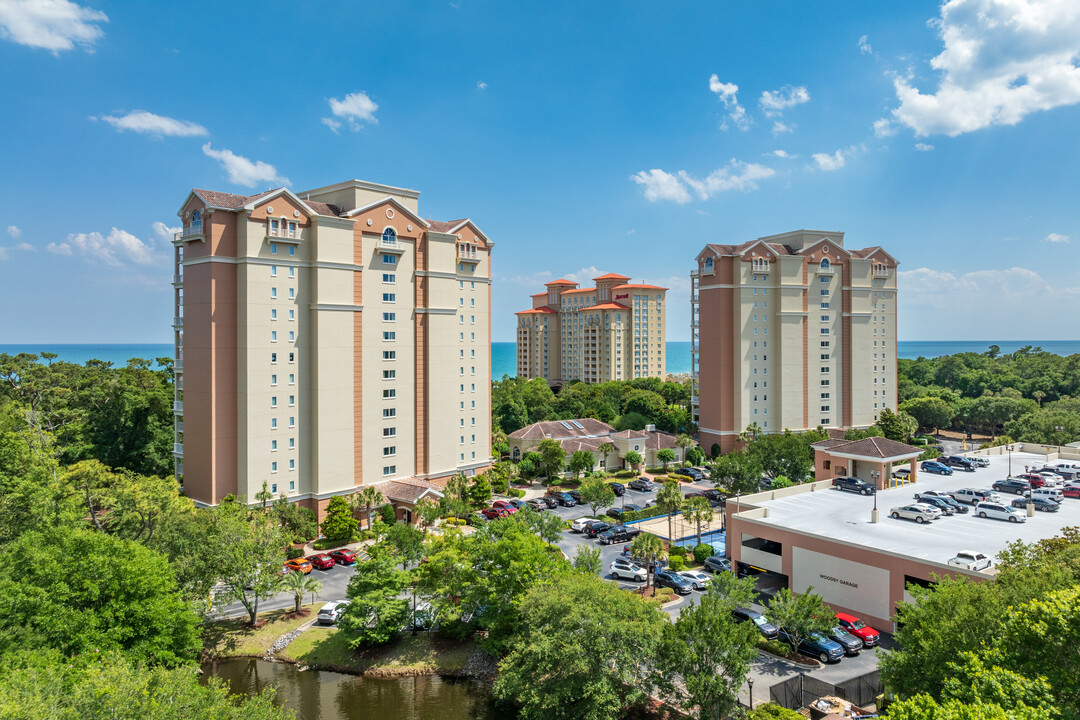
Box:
left=812, top=436, right=922, bottom=459
left=545, top=279, right=577, bottom=286
left=594, top=272, right=630, bottom=280
left=530, top=292, right=548, bottom=297
left=427, top=219, right=468, bottom=233
left=582, top=302, right=630, bottom=311
left=561, top=288, right=596, bottom=294
left=516, top=307, right=558, bottom=315
left=193, top=188, right=341, bottom=217
left=378, top=479, right=444, bottom=504
left=611, top=283, right=667, bottom=291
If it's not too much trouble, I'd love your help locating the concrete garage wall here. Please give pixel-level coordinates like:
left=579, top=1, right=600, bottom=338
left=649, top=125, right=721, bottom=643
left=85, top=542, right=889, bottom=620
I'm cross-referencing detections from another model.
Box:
left=792, top=547, right=891, bottom=621
left=741, top=539, right=784, bottom=574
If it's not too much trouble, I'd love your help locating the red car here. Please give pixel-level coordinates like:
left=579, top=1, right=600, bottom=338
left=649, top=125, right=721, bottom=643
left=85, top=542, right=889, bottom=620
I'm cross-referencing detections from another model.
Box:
left=481, top=507, right=510, bottom=520
left=835, top=612, right=880, bottom=647
left=491, top=500, right=518, bottom=514
left=1016, top=473, right=1046, bottom=488
left=1062, top=486, right=1080, bottom=499
left=329, top=549, right=357, bottom=565
left=306, top=554, right=335, bottom=571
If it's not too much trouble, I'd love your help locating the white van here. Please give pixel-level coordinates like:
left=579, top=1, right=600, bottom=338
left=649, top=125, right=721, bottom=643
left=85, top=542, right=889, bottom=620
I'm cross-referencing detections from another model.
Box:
left=975, top=501, right=1027, bottom=523
left=1032, top=488, right=1064, bottom=503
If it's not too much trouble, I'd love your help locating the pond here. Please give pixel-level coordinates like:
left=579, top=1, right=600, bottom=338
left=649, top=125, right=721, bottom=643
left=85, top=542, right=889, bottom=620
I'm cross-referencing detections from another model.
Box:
left=204, top=658, right=509, bottom=720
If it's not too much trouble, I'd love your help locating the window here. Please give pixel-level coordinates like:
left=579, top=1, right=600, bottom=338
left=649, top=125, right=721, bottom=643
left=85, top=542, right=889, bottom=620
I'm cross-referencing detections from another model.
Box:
left=383, top=465, right=396, bottom=476
left=288, top=288, right=295, bottom=300
left=383, top=351, right=396, bottom=360
left=288, top=395, right=295, bottom=406
left=271, top=265, right=278, bottom=277
left=383, top=370, right=396, bottom=380
left=820, top=354, right=830, bottom=361
left=271, top=287, right=277, bottom=299
left=271, top=374, right=277, bottom=385
left=289, top=480, right=295, bottom=491
left=383, top=312, right=396, bottom=321
left=382, top=254, right=396, bottom=265
left=288, top=416, right=295, bottom=428
left=288, top=352, right=295, bottom=362
left=289, top=459, right=295, bottom=470
left=821, top=405, right=831, bottom=412
left=821, top=379, right=830, bottom=386
left=820, top=341, right=830, bottom=348
left=383, top=446, right=396, bottom=457
left=820, top=302, right=830, bottom=309
left=821, top=418, right=830, bottom=425
left=271, top=352, right=278, bottom=363
left=271, top=439, right=278, bottom=451
left=382, top=293, right=396, bottom=302
left=381, top=227, right=397, bottom=245
left=289, top=437, right=295, bottom=449
left=271, top=330, right=278, bottom=342
left=271, top=418, right=278, bottom=429
left=820, top=315, right=829, bottom=322
left=383, top=427, right=396, bottom=437
left=382, top=273, right=396, bottom=283
left=287, top=330, right=295, bottom=342
left=288, top=373, right=295, bottom=384
left=383, top=408, right=396, bottom=418
left=288, top=245, right=295, bottom=256
left=271, top=396, right=278, bottom=407
left=383, top=331, right=396, bottom=341
left=271, top=461, right=278, bottom=473
left=820, top=258, right=830, bottom=269
left=383, top=389, right=396, bottom=399
left=820, top=328, right=830, bottom=335
left=821, top=392, right=830, bottom=399
left=271, top=309, right=277, bottom=320
left=820, top=276, right=829, bottom=283
left=270, top=242, right=277, bottom=254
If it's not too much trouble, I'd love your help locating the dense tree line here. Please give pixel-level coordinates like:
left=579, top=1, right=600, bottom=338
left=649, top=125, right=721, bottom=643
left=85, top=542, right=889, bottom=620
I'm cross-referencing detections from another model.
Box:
left=492, top=376, right=693, bottom=435
left=898, top=346, right=1080, bottom=445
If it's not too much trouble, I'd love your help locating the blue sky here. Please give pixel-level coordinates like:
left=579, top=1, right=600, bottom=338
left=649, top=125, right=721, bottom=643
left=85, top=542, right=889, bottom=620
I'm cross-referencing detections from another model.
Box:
left=1, top=0, right=1078, bottom=343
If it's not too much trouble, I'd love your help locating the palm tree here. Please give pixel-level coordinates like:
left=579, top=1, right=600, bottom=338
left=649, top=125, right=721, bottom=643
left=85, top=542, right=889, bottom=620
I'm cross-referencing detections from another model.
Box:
left=1033, top=390, right=1046, bottom=407
left=351, top=486, right=385, bottom=530
left=255, top=480, right=274, bottom=509
left=675, top=434, right=695, bottom=467
left=682, top=496, right=713, bottom=546
left=629, top=533, right=667, bottom=590
left=739, top=422, right=763, bottom=444
left=598, top=442, right=617, bottom=472
left=281, top=569, right=322, bottom=614
left=655, top=480, right=685, bottom=541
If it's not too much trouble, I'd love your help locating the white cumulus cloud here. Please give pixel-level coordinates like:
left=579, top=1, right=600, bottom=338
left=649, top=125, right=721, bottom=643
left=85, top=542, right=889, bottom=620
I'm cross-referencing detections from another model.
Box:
left=6, top=225, right=20, bottom=238
left=98, top=110, right=207, bottom=137
left=759, top=85, right=810, bottom=117
left=873, top=118, right=897, bottom=137
left=709, top=75, right=750, bottom=130
left=15, top=242, right=33, bottom=251
left=323, top=91, right=378, bottom=132
left=59, top=227, right=156, bottom=266
left=631, top=169, right=691, bottom=203
left=914, top=142, right=935, bottom=151
left=890, top=0, right=1080, bottom=137
left=859, top=35, right=873, bottom=55
left=202, top=143, right=289, bottom=188
left=769, top=149, right=794, bottom=158
left=46, top=242, right=72, bottom=256
left=0, top=0, right=106, bottom=52
left=812, top=149, right=848, bottom=171
left=477, top=81, right=488, bottom=90
left=1045, top=232, right=1070, bottom=243
left=772, top=121, right=795, bottom=135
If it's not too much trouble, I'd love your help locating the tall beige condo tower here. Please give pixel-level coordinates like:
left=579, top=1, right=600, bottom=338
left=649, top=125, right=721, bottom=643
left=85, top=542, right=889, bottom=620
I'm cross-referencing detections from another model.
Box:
left=172, top=179, right=493, bottom=517
left=691, top=230, right=897, bottom=454
left=515, top=273, right=667, bottom=385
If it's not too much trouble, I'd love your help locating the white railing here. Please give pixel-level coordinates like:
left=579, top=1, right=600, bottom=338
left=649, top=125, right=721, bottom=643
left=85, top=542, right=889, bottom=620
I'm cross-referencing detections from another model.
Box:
left=873, top=267, right=889, bottom=277
left=173, top=443, right=184, bottom=456
left=752, top=261, right=769, bottom=272
left=172, top=274, right=183, bottom=285
left=173, top=401, right=183, bottom=414
left=457, top=248, right=479, bottom=261
left=173, top=317, right=184, bottom=327
left=181, top=223, right=203, bottom=237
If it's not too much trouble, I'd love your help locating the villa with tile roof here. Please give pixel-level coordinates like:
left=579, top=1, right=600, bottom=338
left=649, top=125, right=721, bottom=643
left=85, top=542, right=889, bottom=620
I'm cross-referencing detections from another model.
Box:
left=516, top=272, right=667, bottom=386
left=507, top=418, right=684, bottom=472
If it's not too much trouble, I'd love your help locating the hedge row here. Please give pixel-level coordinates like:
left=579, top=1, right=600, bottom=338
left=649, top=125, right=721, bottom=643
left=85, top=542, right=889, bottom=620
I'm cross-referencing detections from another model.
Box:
left=622, top=506, right=673, bottom=523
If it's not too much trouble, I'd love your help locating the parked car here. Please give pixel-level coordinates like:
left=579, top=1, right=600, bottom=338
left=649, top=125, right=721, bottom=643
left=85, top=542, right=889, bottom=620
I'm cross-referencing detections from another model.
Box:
left=628, top=478, right=656, bottom=492
left=921, top=460, right=953, bottom=475
left=305, top=554, right=335, bottom=571
left=466, top=511, right=488, bottom=526
left=571, top=517, right=601, bottom=532
left=975, top=501, right=1027, bottom=523
left=951, top=488, right=1001, bottom=505
left=1032, top=487, right=1064, bottom=503
left=507, top=499, right=529, bottom=510
left=654, top=569, right=694, bottom=595
left=609, top=558, right=648, bottom=582
left=890, top=504, right=940, bottom=523
left=778, top=629, right=845, bottom=663
left=992, top=478, right=1031, bottom=495
left=1063, top=485, right=1080, bottom=499
left=893, top=468, right=912, bottom=480
left=491, top=500, right=518, bottom=514
left=947, top=550, right=992, bottom=571
left=328, top=549, right=357, bottom=565
left=1012, top=497, right=1059, bottom=512
left=316, top=600, right=351, bottom=625
left=606, top=504, right=642, bottom=520
left=941, top=455, right=977, bottom=472
left=972, top=456, right=991, bottom=468
left=1016, top=473, right=1046, bottom=489
left=914, top=489, right=949, bottom=500
left=566, top=490, right=584, bottom=503
left=829, top=626, right=864, bottom=656
left=703, top=489, right=726, bottom=504
left=679, top=570, right=711, bottom=590
left=832, top=477, right=875, bottom=495
left=1034, top=470, right=1064, bottom=485
left=284, top=558, right=312, bottom=574
left=525, top=499, right=548, bottom=512
left=731, top=607, right=779, bottom=639
left=703, top=555, right=732, bottom=574
left=683, top=491, right=709, bottom=501
left=583, top=520, right=612, bottom=538
left=537, top=496, right=560, bottom=509
left=609, top=482, right=626, bottom=496
left=674, top=467, right=705, bottom=481
left=835, top=613, right=880, bottom=647
left=915, top=496, right=956, bottom=515
left=598, top=525, right=642, bottom=545
left=547, top=492, right=577, bottom=507
left=480, top=507, right=510, bottom=520
left=915, top=491, right=968, bottom=513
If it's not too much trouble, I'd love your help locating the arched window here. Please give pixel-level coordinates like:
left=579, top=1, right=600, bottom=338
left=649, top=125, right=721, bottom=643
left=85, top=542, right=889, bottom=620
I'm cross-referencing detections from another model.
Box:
left=512, top=446, right=520, bottom=460
left=820, top=258, right=830, bottom=269
left=704, top=257, right=714, bottom=270
left=382, top=227, right=397, bottom=245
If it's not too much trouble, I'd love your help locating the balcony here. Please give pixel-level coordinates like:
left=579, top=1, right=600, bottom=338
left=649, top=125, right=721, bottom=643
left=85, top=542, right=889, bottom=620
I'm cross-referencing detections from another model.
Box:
left=176, top=224, right=204, bottom=242
left=873, top=267, right=889, bottom=277
left=751, top=261, right=770, bottom=272
left=817, top=265, right=835, bottom=275
left=173, top=401, right=183, bottom=415
left=377, top=238, right=405, bottom=254
left=172, top=274, right=183, bottom=286
left=691, top=395, right=699, bottom=405
left=172, top=316, right=184, bottom=329
left=173, top=442, right=184, bottom=457
left=457, top=246, right=480, bottom=263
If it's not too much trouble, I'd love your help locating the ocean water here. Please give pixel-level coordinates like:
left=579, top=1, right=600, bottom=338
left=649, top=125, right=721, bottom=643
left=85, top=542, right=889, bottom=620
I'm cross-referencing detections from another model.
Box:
left=3, top=340, right=1078, bottom=378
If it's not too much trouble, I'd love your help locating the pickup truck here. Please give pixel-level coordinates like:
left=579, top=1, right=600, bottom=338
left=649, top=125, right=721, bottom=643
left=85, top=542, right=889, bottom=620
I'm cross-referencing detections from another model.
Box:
left=831, top=477, right=875, bottom=495
left=947, top=550, right=992, bottom=571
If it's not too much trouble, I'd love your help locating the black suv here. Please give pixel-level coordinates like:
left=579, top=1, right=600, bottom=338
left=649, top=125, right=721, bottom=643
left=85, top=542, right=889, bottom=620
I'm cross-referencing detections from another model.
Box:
left=992, top=478, right=1031, bottom=495
left=566, top=490, right=584, bottom=503
left=703, top=489, right=726, bottom=504
left=608, top=482, right=626, bottom=496
left=915, top=495, right=956, bottom=515
left=548, top=492, right=577, bottom=507
left=654, top=569, right=693, bottom=595
left=942, top=455, right=977, bottom=472
left=731, top=607, right=778, bottom=639
left=598, top=525, right=641, bottom=545
left=674, top=467, right=705, bottom=481
left=607, top=504, right=642, bottom=520
left=583, top=520, right=612, bottom=537
left=832, top=477, right=875, bottom=495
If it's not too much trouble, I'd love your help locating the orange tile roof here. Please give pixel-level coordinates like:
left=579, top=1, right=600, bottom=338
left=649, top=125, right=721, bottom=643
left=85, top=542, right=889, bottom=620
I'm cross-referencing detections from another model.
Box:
left=611, top=283, right=667, bottom=291
left=545, top=279, right=577, bottom=286
left=530, top=292, right=548, bottom=297
left=582, top=302, right=630, bottom=311
left=561, top=288, right=596, bottom=294
left=515, top=307, right=558, bottom=314
left=427, top=219, right=467, bottom=233
left=594, top=272, right=630, bottom=280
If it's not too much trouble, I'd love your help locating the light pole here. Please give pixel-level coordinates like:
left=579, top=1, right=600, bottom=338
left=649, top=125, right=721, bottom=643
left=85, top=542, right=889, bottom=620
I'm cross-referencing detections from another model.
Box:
left=747, top=678, right=755, bottom=710
left=1007, top=443, right=1014, bottom=477
left=870, top=469, right=880, bottom=523
left=1055, top=426, right=1065, bottom=455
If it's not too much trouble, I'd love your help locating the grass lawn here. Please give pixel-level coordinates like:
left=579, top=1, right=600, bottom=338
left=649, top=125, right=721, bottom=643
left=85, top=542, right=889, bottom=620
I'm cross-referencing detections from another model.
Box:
left=279, top=629, right=476, bottom=676
left=203, top=604, right=318, bottom=659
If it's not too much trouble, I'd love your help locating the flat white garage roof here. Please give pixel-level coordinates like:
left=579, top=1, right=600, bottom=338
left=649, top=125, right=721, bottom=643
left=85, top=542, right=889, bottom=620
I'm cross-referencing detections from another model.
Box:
left=746, top=452, right=1076, bottom=566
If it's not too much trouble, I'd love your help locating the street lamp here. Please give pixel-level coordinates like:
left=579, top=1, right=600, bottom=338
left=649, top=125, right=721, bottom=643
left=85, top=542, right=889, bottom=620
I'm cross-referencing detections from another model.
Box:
left=1007, top=443, right=1014, bottom=477
left=1055, top=426, right=1065, bottom=455
left=747, top=678, right=755, bottom=710
left=870, top=469, right=880, bottom=524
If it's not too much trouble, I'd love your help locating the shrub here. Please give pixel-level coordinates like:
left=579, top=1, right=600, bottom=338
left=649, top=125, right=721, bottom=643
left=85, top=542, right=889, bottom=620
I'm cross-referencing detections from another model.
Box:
left=320, top=496, right=357, bottom=544
left=710, top=443, right=722, bottom=459
left=379, top=503, right=397, bottom=525
left=438, top=618, right=477, bottom=641
left=615, top=470, right=636, bottom=479
left=669, top=545, right=688, bottom=557
left=491, top=475, right=509, bottom=495
left=668, top=555, right=686, bottom=571
left=621, top=506, right=671, bottom=522
left=756, top=636, right=793, bottom=658
left=692, top=543, right=715, bottom=564
left=286, top=547, right=305, bottom=560
left=312, top=538, right=349, bottom=551
left=747, top=703, right=805, bottom=720
left=645, top=466, right=664, bottom=474
left=507, top=488, right=526, bottom=498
